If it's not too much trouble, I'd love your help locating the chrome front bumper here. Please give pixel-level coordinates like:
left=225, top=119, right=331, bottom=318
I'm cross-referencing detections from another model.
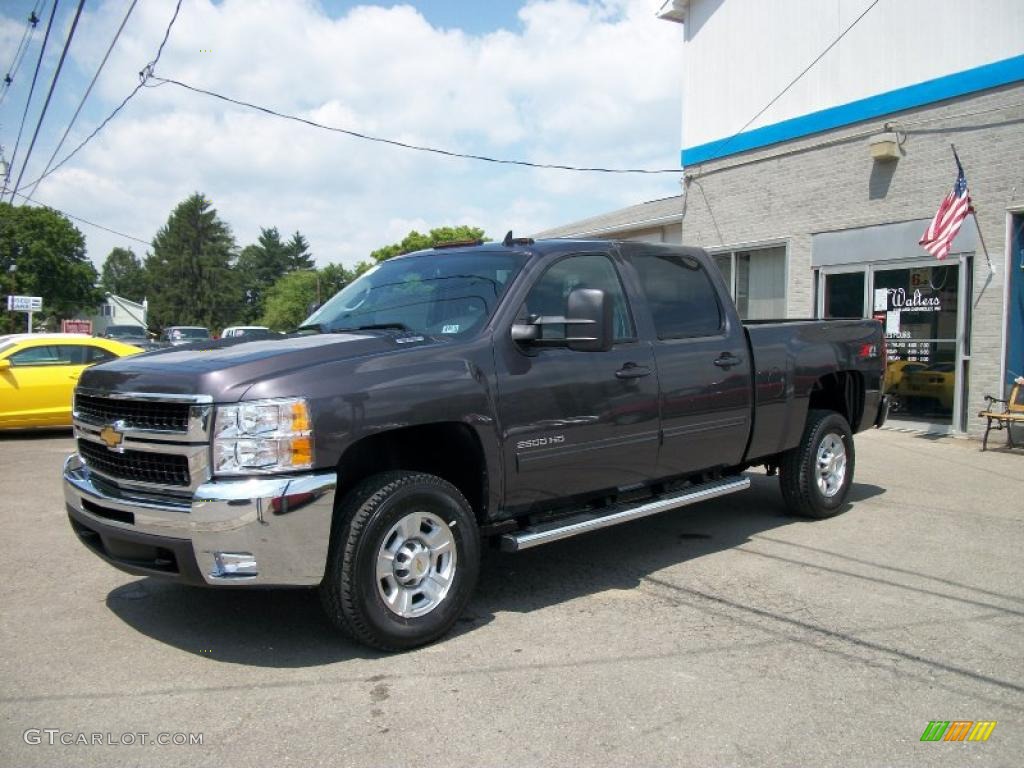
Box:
left=63, top=454, right=337, bottom=586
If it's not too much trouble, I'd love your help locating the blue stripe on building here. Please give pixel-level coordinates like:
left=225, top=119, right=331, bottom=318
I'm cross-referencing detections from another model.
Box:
left=682, top=54, right=1024, bottom=166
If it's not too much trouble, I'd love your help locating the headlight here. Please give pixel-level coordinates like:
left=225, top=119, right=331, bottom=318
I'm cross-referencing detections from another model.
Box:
left=213, top=398, right=314, bottom=475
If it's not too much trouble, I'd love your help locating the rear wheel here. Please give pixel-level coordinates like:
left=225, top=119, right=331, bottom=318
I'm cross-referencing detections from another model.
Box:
left=779, top=409, right=855, bottom=519
left=320, top=471, right=480, bottom=651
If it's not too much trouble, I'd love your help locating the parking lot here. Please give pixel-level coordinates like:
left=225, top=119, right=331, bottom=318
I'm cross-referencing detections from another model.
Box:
left=1, top=428, right=1021, bottom=767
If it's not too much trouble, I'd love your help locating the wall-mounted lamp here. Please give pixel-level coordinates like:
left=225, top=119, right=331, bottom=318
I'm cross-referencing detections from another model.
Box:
left=869, top=132, right=901, bottom=162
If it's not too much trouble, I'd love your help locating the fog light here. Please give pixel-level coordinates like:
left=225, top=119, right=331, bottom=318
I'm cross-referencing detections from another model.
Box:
left=212, top=552, right=258, bottom=578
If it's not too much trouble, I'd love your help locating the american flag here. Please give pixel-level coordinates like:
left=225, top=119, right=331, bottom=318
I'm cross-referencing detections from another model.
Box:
left=919, top=156, right=972, bottom=261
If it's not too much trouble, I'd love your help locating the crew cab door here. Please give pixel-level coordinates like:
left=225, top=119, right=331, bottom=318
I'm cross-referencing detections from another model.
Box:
left=494, top=251, right=660, bottom=511
left=620, top=245, right=752, bottom=477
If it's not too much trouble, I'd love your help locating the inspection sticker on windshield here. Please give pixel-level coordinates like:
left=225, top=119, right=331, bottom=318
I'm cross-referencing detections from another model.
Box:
left=442, top=324, right=460, bottom=333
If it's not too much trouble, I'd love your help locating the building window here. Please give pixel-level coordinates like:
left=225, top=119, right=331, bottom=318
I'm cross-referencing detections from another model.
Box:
left=101, top=304, right=114, bottom=317
left=711, top=245, right=787, bottom=320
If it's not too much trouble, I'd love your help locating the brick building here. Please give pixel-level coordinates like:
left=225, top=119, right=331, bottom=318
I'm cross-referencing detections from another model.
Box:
left=537, top=0, right=1024, bottom=436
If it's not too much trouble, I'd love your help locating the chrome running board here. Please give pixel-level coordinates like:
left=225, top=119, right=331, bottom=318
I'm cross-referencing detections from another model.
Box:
left=500, top=476, right=750, bottom=552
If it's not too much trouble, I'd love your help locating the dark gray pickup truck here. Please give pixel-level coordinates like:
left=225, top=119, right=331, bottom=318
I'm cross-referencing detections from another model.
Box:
left=64, top=238, right=888, bottom=649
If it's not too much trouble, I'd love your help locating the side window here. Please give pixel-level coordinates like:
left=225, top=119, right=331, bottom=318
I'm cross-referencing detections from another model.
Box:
left=631, top=251, right=724, bottom=338
left=10, top=345, right=64, bottom=367
left=55, top=345, right=90, bottom=365
left=85, top=346, right=117, bottom=364
left=522, top=254, right=634, bottom=342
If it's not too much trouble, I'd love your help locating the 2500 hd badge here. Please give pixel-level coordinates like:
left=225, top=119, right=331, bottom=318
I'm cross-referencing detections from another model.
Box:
left=516, top=435, right=566, bottom=450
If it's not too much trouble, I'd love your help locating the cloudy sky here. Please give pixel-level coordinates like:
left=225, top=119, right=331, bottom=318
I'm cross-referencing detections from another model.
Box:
left=0, top=0, right=683, bottom=269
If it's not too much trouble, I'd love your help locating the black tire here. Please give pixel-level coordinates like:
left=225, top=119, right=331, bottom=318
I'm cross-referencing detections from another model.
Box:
left=779, top=409, right=855, bottom=519
left=319, top=471, right=480, bottom=651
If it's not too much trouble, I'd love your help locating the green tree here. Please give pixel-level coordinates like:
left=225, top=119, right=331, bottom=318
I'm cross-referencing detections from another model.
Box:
left=260, top=263, right=362, bottom=331
left=261, top=270, right=321, bottom=331
left=0, top=202, right=101, bottom=333
left=369, top=226, right=486, bottom=262
left=319, top=263, right=357, bottom=300
left=285, top=231, right=314, bottom=271
left=99, top=247, right=147, bottom=302
left=235, top=227, right=315, bottom=322
left=144, top=193, right=240, bottom=330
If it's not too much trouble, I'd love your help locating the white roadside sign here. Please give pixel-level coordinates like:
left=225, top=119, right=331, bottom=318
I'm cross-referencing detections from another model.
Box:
left=6, top=295, right=43, bottom=312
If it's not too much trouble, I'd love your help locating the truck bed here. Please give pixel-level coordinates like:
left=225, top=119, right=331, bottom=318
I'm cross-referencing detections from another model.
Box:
left=743, top=318, right=884, bottom=462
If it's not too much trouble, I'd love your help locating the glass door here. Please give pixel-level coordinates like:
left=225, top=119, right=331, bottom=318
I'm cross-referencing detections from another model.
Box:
left=873, top=261, right=961, bottom=429
left=817, top=258, right=969, bottom=433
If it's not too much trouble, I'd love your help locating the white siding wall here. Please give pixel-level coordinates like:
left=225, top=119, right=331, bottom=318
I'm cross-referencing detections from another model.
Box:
left=682, top=0, right=1024, bottom=151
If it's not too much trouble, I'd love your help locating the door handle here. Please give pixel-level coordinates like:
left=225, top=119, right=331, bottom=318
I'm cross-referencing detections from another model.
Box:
left=713, top=353, right=742, bottom=369
left=615, top=363, right=652, bottom=379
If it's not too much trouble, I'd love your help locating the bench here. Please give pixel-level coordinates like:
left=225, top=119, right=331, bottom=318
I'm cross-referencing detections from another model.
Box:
left=978, top=380, right=1024, bottom=450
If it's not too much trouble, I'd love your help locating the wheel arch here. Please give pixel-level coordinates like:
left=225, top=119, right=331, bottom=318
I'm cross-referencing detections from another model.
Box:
left=333, top=422, right=490, bottom=524
left=808, top=370, right=865, bottom=432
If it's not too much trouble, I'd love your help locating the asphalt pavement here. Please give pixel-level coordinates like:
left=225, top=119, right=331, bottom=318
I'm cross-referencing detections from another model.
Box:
left=0, top=428, right=1021, bottom=767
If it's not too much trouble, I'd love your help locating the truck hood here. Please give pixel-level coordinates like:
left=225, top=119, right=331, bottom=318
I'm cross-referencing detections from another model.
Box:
left=79, top=332, right=430, bottom=402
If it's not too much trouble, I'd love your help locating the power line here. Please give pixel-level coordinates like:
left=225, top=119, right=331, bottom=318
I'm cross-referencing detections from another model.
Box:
left=9, top=0, right=86, bottom=204
left=689, top=0, right=883, bottom=167
left=5, top=0, right=59, bottom=199
left=11, top=190, right=150, bottom=245
left=0, top=0, right=45, bottom=107
left=25, top=0, right=140, bottom=201
left=150, top=75, right=684, bottom=175
left=17, top=0, right=182, bottom=194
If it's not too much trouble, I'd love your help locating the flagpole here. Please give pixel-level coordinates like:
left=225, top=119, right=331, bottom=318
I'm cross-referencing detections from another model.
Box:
left=951, top=143, right=995, bottom=274
left=971, top=209, right=996, bottom=274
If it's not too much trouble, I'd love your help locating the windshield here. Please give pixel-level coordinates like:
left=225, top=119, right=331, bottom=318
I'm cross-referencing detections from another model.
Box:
left=168, top=327, right=210, bottom=340
left=301, top=251, right=527, bottom=336
left=105, top=325, right=146, bottom=338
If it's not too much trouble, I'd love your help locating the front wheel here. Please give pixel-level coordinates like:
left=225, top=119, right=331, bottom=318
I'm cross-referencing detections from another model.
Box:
left=778, top=409, right=855, bottom=519
left=320, top=471, right=481, bottom=651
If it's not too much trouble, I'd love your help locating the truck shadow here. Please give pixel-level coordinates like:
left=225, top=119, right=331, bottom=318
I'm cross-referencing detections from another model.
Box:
left=468, top=475, right=884, bottom=619
left=104, top=474, right=884, bottom=667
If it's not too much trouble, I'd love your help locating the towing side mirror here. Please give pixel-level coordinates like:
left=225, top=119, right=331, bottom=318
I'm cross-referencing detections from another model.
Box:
left=509, top=287, right=613, bottom=352
left=565, top=287, right=612, bottom=352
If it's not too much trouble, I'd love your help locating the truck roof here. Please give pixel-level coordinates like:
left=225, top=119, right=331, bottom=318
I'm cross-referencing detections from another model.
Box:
left=399, top=237, right=641, bottom=260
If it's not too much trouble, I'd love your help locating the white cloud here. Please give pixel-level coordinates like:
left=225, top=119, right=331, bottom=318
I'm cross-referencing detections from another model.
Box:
left=14, top=0, right=683, bottom=269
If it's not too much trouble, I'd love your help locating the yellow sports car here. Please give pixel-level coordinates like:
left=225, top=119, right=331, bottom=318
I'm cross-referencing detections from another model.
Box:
left=0, top=334, right=143, bottom=429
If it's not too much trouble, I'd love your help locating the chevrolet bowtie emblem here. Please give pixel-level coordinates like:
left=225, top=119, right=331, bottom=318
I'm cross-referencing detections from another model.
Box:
left=99, top=425, right=125, bottom=450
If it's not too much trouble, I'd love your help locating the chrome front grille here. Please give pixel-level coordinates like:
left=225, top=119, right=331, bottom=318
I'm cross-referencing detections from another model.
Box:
left=77, top=440, right=191, bottom=487
left=73, top=389, right=213, bottom=495
left=75, top=393, right=192, bottom=433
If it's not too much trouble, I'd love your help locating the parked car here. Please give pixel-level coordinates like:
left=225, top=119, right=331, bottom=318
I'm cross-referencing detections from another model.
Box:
left=0, top=334, right=142, bottom=429
left=64, top=239, right=887, bottom=650
left=160, top=326, right=211, bottom=346
left=883, top=359, right=927, bottom=412
left=101, top=324, right=161, bottom=352
left=221, top=325, right=279, bottom=340
left=883, top=359, right=927, bottom=393
left=898, top=361, right=956, bottom=412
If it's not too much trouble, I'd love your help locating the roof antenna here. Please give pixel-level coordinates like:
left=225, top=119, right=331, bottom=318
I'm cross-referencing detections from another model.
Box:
left=503, top=230, right=514, bottom=247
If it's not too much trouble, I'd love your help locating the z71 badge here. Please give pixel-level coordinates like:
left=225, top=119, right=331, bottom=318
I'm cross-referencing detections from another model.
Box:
left=516, top=435, right=566, bottom=450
